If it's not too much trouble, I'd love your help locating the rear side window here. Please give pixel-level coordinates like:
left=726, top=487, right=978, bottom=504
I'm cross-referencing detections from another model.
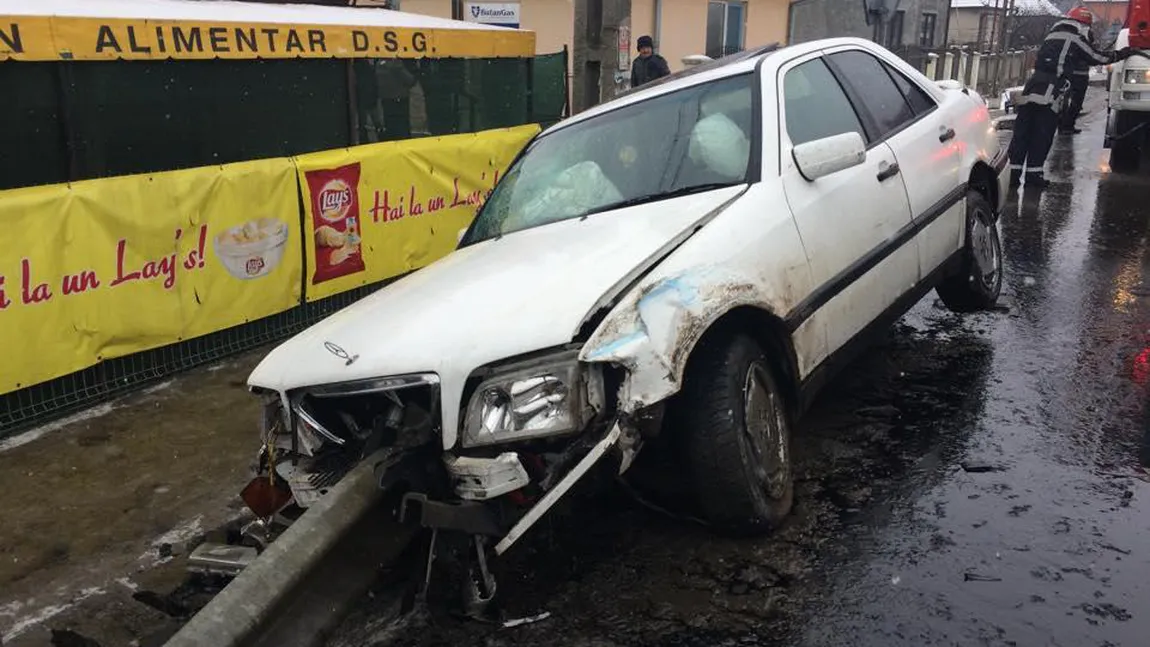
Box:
left=782, top=58, right=865, bottom=147
left=828, top=50, right=916, bottom=140
left=885, top=62, right=937, bottom=116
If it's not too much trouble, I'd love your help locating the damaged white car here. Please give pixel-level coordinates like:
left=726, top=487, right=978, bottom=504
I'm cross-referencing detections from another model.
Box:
left=232, top=37, right=1007, bottom=610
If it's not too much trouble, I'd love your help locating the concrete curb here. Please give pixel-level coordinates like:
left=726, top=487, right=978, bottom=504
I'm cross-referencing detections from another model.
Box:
left=165, top=450, right=398, bottom=647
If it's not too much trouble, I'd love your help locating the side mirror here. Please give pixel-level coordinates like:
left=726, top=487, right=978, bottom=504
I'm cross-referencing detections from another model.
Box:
left=792, top=131, right=867, bottom=181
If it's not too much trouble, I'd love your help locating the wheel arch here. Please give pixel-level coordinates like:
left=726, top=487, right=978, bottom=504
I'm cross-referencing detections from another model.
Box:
left=682, top=305, right=802, bottom=418
left=967, top=160, right=998, bottom=218
left=580, top=273, right=801, bottom=418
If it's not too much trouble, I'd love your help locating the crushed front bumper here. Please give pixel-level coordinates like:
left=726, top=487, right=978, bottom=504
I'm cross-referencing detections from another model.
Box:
left=388, top=422, right=625, bottom=556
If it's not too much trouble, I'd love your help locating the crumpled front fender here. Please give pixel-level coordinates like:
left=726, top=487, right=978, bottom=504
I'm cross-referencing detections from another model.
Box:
left=579, top=266, right=788, bottom=413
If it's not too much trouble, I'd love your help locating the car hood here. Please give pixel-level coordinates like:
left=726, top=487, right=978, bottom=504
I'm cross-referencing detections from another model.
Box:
left=248, top=185, right=746, bottom=447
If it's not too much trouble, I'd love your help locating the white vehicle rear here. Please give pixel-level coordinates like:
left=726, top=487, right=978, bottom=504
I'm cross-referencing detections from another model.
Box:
left=1105, top=28, right=1150, bottom=170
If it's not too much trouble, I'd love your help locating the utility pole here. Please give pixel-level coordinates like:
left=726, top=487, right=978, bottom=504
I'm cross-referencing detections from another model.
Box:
left=998, top=0, right=1016, bottom=53
left=988, top=0, right=1002, bottom=54
left=573, top=0, right=633, bottom=113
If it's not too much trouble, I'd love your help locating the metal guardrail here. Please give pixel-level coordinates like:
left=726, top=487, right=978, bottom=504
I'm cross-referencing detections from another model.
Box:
left=165, top=450, right=417, bottom=647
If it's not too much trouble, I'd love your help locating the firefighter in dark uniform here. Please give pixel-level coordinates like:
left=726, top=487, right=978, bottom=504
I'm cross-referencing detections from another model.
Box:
left=1059, top=26, right=1096, bottom=135
left=1008, top=7, right=1133, bottom=189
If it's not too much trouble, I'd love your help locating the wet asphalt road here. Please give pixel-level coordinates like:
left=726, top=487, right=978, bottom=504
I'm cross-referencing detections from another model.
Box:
left=328, top=93, right=1150, bottom=647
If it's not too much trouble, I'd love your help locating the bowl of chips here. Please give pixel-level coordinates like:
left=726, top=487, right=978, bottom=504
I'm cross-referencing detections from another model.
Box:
left=213, top=218, right=290, bottom=280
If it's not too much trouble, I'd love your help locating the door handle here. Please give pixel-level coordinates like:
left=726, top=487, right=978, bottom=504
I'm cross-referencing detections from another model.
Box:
left=877, top=162, right=901, bottom=182
left=939, top=127, right=957, bottom=143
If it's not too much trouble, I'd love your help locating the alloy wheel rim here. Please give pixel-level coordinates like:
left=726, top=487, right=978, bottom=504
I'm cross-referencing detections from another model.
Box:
left=743, top=361, right=790, bottom=500
left=971, top=212, right=1001, bottom=290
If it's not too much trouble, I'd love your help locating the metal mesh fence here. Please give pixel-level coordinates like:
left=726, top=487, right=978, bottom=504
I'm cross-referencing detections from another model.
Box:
left=0, top=50, right=567, bottom=437
left=0, top=50, right=568, bottom=190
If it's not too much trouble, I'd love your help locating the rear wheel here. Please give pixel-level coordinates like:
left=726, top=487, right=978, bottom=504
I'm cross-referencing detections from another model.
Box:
left=937, top=191, right=1002, bottom=312
left=675, top=332, right=793, bottom=535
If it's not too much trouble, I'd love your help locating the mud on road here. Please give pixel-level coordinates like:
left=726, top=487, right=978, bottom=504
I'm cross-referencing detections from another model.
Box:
left=0, top=355, right=265, bottom=647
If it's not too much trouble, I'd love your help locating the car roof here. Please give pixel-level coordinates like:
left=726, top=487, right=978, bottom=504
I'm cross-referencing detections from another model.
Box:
left=545, top=37, right=895, bottom=135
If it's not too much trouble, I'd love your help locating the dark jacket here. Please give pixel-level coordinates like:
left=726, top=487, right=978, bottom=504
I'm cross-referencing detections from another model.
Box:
left=1020, top=19, right=1120, bottom=107
left=631, top=54, right=671, bottom=88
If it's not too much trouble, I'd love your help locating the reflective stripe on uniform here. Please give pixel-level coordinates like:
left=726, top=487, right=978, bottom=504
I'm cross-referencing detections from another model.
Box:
left=1021, top=92, right=1054, bottom=105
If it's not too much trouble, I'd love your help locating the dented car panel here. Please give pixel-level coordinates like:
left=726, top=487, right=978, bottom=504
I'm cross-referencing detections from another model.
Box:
left=580, top=182, right=815, bottom=411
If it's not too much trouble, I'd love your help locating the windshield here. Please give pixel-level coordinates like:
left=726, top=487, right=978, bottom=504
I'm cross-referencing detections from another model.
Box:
left=463, top=73, right=756, bottom=244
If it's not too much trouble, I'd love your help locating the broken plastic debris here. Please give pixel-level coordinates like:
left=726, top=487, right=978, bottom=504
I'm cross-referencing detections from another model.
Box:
left=503, top=611, right=551, bottom=628
left=963, top=572, right=1002, bottom=582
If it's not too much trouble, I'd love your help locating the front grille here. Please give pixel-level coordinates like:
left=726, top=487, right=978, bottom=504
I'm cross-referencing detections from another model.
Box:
left=293, top=378, right=440, bottom=453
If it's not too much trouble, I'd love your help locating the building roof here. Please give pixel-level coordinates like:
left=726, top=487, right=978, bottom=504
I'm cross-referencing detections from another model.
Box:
left=0, top=0, right=511, bottom=31
left=949, top=0, right=1063, bottom=16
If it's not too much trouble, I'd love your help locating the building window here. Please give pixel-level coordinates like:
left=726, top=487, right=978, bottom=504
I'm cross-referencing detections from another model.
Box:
left=873, top=10, right=904, bottom=50
left=706, top=1, right=747, bottom=59
left=920, top=12, right=937, bottom=48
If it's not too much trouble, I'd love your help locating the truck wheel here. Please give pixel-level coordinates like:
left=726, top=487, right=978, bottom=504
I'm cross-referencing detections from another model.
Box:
left=1110, top=135, right=1140, bottom=172
left=937, top=191, right=1002, bottom=313
left=1110, top=110, right=1141, bottom=173
left=675, top=332, right=794, bottom=535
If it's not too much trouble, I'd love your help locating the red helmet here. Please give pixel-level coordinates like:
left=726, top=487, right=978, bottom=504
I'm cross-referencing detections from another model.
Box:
left=1068, top=6, right=1094, bottom=25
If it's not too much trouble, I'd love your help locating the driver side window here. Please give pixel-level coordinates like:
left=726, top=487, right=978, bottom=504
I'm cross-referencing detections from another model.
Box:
left=782, top=58, right=865, bottom=147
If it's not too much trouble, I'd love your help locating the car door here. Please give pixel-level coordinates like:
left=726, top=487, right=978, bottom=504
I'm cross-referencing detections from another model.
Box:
left=779, top=54, right=919, bottom=364
left=825, top=48, right=965, bottom=279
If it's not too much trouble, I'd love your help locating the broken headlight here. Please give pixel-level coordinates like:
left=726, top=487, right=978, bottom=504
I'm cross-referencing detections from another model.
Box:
left=462, top=351, right=603, bottom=448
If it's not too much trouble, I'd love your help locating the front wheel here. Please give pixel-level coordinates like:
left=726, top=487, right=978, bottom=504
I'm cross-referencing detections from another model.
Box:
left=675, top=333, right=794, bottom=535
left=937, top=191, right=1002, bottom=312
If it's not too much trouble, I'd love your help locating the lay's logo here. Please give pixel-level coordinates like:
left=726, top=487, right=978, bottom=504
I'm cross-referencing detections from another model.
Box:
left=318, top=179, right=353, bottom=222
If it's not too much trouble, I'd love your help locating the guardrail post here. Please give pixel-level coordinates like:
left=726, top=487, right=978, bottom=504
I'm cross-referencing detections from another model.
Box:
left=958, top=50, right=970, bottom=85
left=971, top=52, right=983, bottom=93
left=925, top=52, right=939, bottom=80
left=943, top=51, right=955, bottom=79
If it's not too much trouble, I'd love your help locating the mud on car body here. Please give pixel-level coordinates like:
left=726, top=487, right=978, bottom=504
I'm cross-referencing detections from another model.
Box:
left=229, top=37, right=1008, bottom=611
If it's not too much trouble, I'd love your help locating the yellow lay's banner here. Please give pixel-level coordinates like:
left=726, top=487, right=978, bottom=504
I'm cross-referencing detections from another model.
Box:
left=0, top=15, right=534, bottom=62
left=296, top=124, right=539, bottom=301
left=0, top=158, right=302, bottom=394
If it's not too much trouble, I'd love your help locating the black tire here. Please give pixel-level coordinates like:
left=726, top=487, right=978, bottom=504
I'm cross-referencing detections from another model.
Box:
left=1111, top=134, right=1140, bottom=173
left=937, top=191, right=1003, bottom=313
left=675, top=332, right=794, bottom=535
left=1110, top=110, right=1141, bottom=173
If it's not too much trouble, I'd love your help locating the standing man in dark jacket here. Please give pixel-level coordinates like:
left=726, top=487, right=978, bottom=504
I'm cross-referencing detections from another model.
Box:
left=631, top=35, right=671, bottom=88
left=1008, top=7, right=1133, bottom=189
